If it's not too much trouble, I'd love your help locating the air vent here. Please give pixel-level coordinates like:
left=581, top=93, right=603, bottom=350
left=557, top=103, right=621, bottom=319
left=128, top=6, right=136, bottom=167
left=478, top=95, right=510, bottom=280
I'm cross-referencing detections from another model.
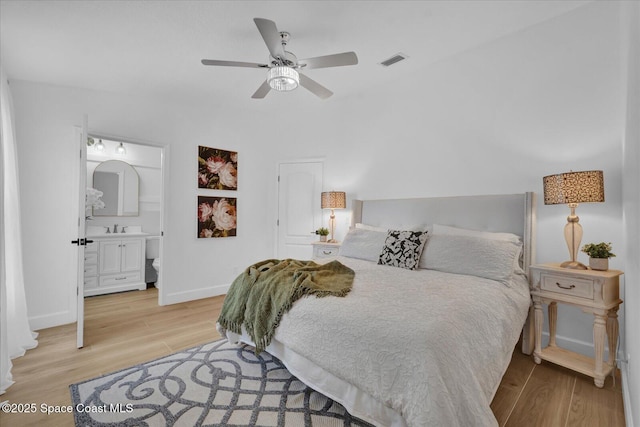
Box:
left=379, top=53, right=408, bottom=67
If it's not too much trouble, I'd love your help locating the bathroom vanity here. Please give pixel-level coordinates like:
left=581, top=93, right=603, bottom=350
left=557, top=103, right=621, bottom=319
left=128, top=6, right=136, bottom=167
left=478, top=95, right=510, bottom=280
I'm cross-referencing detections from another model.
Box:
left=84, top=230, right=147, bottom=297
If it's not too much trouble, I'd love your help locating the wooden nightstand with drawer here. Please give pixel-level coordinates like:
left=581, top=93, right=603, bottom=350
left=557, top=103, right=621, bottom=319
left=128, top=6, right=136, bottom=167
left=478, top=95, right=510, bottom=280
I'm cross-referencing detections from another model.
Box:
left=311, top=242, right=341, bottom=261
left=529, top=263, right=623, bottom=387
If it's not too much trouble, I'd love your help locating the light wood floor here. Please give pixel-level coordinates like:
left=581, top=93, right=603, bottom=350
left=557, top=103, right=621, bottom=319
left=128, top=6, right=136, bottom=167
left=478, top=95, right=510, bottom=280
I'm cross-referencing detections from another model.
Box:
left=0, top=288, right=625, bottom=426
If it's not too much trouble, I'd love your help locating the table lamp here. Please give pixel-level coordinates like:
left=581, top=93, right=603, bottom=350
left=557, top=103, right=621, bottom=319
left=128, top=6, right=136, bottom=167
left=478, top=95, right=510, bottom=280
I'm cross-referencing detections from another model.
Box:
left=543, top=170, right=604, bottom=269
left=321, top=191, right=346, bottom=243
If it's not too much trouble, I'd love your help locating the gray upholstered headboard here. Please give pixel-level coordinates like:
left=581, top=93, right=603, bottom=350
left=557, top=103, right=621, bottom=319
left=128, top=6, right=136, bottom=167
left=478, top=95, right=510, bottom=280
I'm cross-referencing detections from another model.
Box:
left=351, top=192, right=536, bottom=273
left=351, top=192, right=537, bottom=355
left=351, top=192, right=536, bottom=354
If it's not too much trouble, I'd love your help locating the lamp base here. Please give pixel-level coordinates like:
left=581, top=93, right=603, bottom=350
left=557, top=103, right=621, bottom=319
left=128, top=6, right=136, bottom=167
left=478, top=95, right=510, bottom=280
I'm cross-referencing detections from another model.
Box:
left=560, top=260, right=588, bottom=270
left=327, top=239, right=338, bottom=243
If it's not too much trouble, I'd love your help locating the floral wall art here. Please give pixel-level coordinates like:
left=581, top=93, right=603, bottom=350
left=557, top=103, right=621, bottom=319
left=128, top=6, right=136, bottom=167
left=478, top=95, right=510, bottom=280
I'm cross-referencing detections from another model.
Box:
left=198, top=196, right=237, bottom=238
left=198, top=146, right=238, bottom=190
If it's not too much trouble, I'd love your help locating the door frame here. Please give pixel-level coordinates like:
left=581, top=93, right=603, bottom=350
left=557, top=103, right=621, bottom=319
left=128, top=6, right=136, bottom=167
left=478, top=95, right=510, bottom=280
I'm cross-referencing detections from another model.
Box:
left=78, top=131, right=169, bottom=321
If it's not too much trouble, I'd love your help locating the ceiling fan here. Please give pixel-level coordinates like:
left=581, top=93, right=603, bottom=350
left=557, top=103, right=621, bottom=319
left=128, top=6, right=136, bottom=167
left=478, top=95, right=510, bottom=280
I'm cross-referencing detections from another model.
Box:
left=201, top=18, right=358, bottom=100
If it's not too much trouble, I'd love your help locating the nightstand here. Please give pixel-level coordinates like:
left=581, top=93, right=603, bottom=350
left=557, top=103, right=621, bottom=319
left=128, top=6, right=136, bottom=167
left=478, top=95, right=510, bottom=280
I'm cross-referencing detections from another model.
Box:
left=311, top=241, right=341, bottom=261
left=529, top=263, right=623, bottom=387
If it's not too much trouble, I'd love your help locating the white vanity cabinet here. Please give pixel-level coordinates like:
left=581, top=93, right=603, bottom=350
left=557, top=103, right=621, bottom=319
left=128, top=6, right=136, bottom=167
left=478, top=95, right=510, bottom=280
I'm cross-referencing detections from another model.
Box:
left=84, top=235, right=146, bottom=296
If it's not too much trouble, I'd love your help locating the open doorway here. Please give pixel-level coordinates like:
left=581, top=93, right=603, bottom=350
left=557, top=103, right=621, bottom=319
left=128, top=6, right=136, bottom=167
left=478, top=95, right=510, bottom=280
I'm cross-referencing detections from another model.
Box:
left=84, top=136, right=164, bottom=302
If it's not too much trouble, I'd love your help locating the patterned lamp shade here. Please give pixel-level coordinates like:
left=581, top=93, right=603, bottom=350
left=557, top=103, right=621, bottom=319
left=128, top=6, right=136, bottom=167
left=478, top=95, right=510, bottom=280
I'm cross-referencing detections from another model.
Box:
left=543, top=170, right=604, bottom=205
left=321, top=191, right=346, bottom=210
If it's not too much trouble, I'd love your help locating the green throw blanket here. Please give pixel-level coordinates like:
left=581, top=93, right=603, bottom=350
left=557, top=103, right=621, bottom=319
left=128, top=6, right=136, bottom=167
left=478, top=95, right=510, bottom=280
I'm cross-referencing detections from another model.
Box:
left=217, top=258, right=355, bottom=354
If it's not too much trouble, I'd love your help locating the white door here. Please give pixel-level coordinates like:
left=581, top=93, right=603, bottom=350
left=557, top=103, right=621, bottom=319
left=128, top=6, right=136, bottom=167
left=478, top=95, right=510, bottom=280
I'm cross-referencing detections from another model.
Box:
left=74, top=115, right=88, bottom=348
left=277, top=162, right=323, bottom=259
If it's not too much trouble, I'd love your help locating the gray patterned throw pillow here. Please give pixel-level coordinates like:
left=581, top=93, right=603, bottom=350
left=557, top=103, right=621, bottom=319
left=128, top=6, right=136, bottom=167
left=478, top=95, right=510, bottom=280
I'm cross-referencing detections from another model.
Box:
left=378, top=230, right=428, bottom=270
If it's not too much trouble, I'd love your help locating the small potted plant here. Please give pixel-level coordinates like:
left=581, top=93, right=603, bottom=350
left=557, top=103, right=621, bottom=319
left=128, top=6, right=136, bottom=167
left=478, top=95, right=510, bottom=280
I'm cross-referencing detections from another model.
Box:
left=315, top=227, right=329, bottom=242
left=581, top=242, right=616, bottom=271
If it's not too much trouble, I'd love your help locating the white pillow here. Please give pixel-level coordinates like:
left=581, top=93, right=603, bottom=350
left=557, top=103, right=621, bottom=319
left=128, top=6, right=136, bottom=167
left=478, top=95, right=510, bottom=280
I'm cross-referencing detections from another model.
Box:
left=339, top=228, right=388, bottom=262
left=431, top=224, right=521, bottom=243
left=356, top=222, right=431, bottom=233
left=355, top=223, right=387, bottom=232
left=421, top=234, right=522, bottom=283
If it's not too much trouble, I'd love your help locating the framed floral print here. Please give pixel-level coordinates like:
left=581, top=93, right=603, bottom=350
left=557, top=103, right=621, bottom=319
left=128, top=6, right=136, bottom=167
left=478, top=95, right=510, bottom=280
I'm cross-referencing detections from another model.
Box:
left=198, top=196, right=237, bottom=238
left=198, top=146, right=238, bottom=190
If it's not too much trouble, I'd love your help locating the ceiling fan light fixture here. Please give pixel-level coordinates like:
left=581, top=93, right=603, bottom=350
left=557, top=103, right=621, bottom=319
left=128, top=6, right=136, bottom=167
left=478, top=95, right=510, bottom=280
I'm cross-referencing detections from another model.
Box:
left=267, top=66, right=299, bottom=92
left=201, top=18, right=357, bottom=99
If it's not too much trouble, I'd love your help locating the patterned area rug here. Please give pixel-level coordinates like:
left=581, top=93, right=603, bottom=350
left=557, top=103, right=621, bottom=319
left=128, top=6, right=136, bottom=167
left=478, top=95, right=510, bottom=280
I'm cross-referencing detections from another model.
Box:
left=69, top=339, right=374, bottom=426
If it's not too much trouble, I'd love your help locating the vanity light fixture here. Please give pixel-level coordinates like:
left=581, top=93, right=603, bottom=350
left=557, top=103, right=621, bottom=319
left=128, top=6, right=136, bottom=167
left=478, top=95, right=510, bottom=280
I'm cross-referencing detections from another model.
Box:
left=87, top=136, right=105, bottom=152
left=543, top=170, right=604, bottom=269
left=115, top=142, right=127, bottom=155
left=321, top=191, right=346, bottom=243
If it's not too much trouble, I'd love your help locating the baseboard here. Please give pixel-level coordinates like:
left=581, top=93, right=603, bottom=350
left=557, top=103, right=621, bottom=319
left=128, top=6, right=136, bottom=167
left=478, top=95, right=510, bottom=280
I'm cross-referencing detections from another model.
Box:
left=29, top=310, right=75, bottom=331
left=621, top=361, right=635, bottom=427
left=29, top=285, right=230, bottom=328
left=162, top=283, right=230, bottom=305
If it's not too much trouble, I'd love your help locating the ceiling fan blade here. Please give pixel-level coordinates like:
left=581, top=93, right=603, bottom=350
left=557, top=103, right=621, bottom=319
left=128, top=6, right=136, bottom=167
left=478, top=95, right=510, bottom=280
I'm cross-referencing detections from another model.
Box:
left=299, top=73, right=333, bottom=99
left=251, top=80, right=271, bottom=99
left=254, top=18, right=285, bottom=60
left=201, top=59, right=267, bottom=68
left=298, top=52, right=358, bottom=70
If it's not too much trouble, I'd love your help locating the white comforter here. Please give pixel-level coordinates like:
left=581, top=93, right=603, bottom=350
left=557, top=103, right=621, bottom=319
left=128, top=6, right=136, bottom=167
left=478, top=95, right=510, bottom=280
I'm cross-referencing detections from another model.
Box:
left=226, top=256, right=531, bottom=427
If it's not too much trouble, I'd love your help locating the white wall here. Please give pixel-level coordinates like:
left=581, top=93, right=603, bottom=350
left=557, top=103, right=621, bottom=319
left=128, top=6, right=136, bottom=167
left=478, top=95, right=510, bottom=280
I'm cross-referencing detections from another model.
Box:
left=10, top=0, right=629, bottom=387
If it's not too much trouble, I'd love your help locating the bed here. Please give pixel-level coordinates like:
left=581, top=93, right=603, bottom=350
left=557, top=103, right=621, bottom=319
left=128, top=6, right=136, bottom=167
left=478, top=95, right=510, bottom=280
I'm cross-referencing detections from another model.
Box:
left=219, top=193, right=536, bottom=427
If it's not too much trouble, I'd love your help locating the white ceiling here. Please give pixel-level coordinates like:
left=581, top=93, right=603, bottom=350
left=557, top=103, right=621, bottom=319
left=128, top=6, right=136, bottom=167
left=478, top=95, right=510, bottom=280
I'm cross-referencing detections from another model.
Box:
left=0, top=1, right=590, bottom=107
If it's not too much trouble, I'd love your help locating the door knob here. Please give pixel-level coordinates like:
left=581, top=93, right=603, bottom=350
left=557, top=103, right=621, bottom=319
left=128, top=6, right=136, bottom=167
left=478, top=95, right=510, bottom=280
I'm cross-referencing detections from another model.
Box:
left=71, top=238, right=94, bottom=246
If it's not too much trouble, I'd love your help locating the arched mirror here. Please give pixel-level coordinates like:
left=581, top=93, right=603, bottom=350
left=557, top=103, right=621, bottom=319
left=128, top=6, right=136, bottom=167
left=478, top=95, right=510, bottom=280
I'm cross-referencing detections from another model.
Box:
left=93, top=160, right=139, bottom=216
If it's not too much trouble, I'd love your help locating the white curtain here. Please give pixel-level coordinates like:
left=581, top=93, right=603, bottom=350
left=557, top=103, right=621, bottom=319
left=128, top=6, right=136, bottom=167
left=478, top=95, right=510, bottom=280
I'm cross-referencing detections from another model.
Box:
left=0, top=67, right=38, bottom=395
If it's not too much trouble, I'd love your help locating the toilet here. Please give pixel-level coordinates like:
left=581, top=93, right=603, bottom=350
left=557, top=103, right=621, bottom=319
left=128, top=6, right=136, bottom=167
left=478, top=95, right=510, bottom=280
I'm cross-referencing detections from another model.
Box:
left=145, top=236, right=161, bottom=288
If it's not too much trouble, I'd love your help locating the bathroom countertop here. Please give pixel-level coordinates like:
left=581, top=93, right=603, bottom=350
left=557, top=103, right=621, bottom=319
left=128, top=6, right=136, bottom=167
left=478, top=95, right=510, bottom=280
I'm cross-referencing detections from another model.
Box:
left=87, top=232, right=150, bottom=238
left=87, top=225, right=149, bottom=238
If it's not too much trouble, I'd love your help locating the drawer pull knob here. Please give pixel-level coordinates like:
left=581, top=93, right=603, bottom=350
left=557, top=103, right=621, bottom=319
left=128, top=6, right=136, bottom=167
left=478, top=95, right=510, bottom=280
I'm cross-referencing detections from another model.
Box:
left=556, top=282, right=575, bottom=290
left=322, top=250, right=332, bottom=254
left=115, top=277, right=126, bottom=280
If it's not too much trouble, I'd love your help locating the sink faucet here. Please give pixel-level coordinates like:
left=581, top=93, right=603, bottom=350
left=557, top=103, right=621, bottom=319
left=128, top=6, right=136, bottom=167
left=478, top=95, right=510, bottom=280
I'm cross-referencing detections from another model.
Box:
left=113, top=224, right=118, bottom=234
